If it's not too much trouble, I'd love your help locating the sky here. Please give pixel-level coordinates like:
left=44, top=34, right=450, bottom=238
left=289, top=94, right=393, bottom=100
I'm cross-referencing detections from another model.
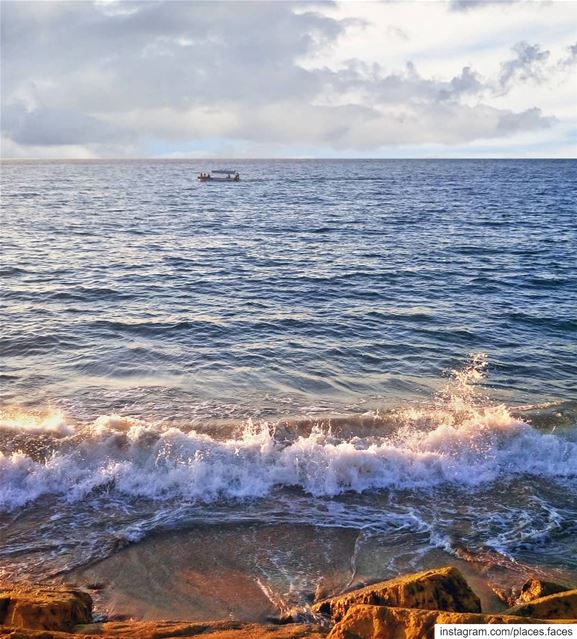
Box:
left=1, top=0, right=576, bottom=159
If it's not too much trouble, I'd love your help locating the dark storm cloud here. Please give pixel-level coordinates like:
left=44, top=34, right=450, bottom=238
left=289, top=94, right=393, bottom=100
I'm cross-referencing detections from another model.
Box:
left=0, top=1, right=560, bottom=155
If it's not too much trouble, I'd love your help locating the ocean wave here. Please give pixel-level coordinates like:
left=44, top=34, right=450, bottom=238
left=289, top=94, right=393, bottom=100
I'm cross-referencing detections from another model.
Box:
left=1, top=388, right=576, bottom=512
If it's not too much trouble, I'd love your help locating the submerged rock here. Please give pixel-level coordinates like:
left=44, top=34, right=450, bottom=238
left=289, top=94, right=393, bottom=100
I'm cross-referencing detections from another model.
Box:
left=326, top=605, right=577, bottom=639
left=0, top=585, right=92, bottom=631
left=506, top=589, right=577, bottom=619
left=516, top=579, right=572, bottom=604
left=313, top=566, right=481, bottom=622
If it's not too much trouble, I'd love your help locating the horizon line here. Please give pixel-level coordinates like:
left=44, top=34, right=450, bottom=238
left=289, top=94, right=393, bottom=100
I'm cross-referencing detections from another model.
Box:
left=2, top=157, right=576, bottom=162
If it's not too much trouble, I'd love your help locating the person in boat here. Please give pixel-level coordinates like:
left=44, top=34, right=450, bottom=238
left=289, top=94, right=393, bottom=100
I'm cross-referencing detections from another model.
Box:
left=234, top=173, right=240, bottom=181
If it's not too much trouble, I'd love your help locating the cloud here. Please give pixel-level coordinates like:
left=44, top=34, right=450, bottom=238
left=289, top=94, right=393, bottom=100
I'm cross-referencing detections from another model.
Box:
left=496, top=106, right=554, bottom=135
left=97, top=93, right=554, bottom=152
left=385, top=25, right=409, bottom=41
left=0, top=135, right=103, bottom=160
left=449, top=0, right=522, bottom=11
left=2, top=1, right=350, bottom=109
left=439, top=66, right=485, bottom=100
left=559, top=42, right=577, bottom=68
left=2, top=101, right=131, bottom=146
left=498, top=41, right=550, bottom=92
left=0, top=0, right=570, bottom=157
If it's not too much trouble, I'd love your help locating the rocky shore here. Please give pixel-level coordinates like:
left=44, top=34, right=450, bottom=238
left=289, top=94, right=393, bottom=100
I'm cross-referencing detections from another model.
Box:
left=2, top=567, right=576, bottom=639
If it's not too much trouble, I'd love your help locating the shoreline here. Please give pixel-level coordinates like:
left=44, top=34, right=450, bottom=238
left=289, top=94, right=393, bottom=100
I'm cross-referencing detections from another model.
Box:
left=1, top=565, right=576, bottom=639
left=5, top=519, right=576, bottom=623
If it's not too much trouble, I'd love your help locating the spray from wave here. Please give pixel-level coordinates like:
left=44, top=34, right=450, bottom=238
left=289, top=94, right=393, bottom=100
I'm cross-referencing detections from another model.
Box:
left=1, top=355, right=576, bottom=512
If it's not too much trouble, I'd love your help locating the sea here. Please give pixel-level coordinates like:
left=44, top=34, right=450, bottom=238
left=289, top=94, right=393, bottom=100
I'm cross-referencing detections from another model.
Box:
left=1, top=159, right=576, bottom=620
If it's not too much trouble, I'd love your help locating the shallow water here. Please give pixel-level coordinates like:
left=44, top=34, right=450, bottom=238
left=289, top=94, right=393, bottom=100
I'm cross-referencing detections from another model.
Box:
left=1, top=159, right=576, bottom=618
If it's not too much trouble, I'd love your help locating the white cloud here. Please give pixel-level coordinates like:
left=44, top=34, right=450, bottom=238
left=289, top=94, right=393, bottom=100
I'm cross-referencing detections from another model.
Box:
left=1, top=0, right=575, bottom=158
left=559, top=41, right=577, bottom=68
left=3, top=101, right=132, bottom=145
left=0, top=136, right=100, bottom=160
left=449, top=0, right=524, bottom=11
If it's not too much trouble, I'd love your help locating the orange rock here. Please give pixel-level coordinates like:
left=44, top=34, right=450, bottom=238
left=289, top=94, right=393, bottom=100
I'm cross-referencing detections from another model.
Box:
left=517, top=579, right=572, bottom=604
left=506, top=589, right=577, bottom=619
left=78, top=620, right=327, bottom=638
left=0, top=586, right=92, bottom=632
left=1, top=626, right=98, bottom=638
left=326, top=604, right=577, bottom=639
left=0, top=620, right=327, bottom=638
left=313, top=566, right=481, bottom=622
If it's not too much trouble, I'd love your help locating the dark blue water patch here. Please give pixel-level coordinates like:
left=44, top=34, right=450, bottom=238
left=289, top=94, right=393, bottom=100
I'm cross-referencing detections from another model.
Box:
left=452, top=245, right=511, bottom=256
left=507, top=313, right=577, bottom=334
left=47, top=287, right=137, bottom=301
left=525, top=276, right=573, bottom=289
left=366, top=309, right=438, bottom=322
left=86, top=319, right=230, bottom=339
left=0, top=334, right=84, bottom=357
left=0, top=266, right=30, bottom=277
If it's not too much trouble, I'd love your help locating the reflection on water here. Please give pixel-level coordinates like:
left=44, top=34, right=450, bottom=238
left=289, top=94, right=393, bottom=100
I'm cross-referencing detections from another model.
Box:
left=1, top=160, right=576, bottom=416
left=1, top=159, right=576, bottom=619
left=0, top=359, right=576, bottom=620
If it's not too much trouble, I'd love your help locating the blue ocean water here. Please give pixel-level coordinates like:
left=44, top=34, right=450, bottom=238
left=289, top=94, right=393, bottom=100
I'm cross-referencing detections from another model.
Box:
left=1, top=159, right=576, bottom=416
left=0, top=159, right=576, bottom=614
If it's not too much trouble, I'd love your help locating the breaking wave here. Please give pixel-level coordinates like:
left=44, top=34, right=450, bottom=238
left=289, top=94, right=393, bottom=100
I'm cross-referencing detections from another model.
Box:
left=1, top=356, right=576, bottom=512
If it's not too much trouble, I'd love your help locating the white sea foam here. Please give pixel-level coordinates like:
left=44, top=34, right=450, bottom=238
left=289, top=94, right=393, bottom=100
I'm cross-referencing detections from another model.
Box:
left=0, top=401, right=576, bottom=512
left=0, top=358, right=576, bottom=512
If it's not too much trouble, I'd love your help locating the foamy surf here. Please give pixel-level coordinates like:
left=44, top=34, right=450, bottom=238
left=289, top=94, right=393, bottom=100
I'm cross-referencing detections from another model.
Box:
left=1, top=357, right=575, bottom=512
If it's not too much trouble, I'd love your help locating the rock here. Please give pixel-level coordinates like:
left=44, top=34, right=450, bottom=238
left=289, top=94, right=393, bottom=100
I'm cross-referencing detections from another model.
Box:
left=85, top=585, right=106, bottom=592
left=506, top=589, right=577, bottom=619
left=326, top=604, right=577, bottom=639
left=488, top=586, right=516, bottom=608
left=313, top=567, right=481, bottom=622
left=0, top=631, right=80, bottom=638
left=517, top=579, right=572, bottom=604
left=0, top=586, right=92, bottom=631
left=1, top=620, right=327, bottom=639
left=75, top=620, right=327, bottom=638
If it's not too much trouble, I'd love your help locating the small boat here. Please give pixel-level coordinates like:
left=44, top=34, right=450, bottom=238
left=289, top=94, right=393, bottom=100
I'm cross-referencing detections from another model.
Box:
left=197, top=170, right=240, bottom=182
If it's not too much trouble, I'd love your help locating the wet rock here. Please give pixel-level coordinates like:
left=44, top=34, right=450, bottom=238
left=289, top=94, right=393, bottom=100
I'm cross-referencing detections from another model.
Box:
left=313, top=566, right=481, bottom=622
left=0, top=586, right=92, bottom=631
left=326, top=604, right=577, bottom=639
left=516, top=579, right=572, bottom=604
left=0, top=627, right=94, bottom=638
left=506, top=589, right=577, bottom=619
left=1, top=620, right=327, bottom=638
left=74, top=620, right=327, bottom=638
left=488, top=585, right=516, bottom=608
left=266, top=610, right=312, bottom=625
left=85, top=585, right=106, bottom=593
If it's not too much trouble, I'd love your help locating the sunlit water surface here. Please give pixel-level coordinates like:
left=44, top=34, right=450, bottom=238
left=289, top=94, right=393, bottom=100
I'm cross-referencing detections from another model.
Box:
left=1, top=159, right=576, bottom=619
